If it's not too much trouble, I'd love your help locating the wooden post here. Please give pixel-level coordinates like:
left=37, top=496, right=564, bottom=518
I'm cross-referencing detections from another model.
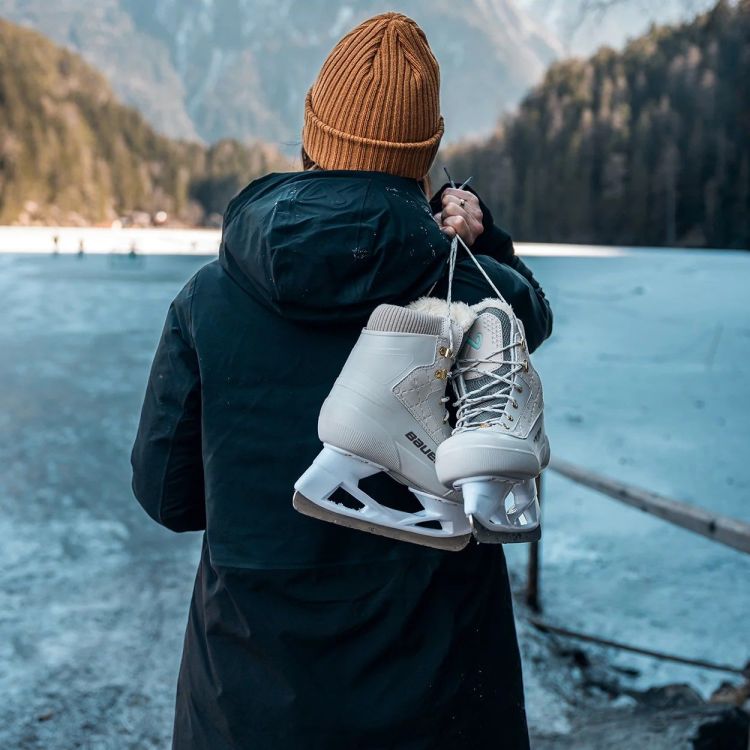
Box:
left=525, top=473, right=543, bottom=612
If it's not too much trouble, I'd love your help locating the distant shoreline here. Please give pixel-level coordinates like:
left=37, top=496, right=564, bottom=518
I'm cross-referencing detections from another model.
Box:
left=0, top=226, right=743, bottom=258
left=0, top=226, right=222, bottom=256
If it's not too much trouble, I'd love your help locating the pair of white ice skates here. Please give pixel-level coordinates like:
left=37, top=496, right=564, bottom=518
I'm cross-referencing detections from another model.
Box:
left=293, top=268, right=550, bottom=551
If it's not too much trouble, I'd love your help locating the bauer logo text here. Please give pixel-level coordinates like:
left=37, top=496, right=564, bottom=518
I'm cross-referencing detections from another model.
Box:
left=405, top=431, right=436, bottom=462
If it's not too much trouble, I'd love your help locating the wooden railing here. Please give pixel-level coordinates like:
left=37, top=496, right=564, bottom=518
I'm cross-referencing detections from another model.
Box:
left=524, top=459, right=750, bottom=676
left=526, top=459, right=750, bottom=611
left=548, top=458, right=750, bottom=554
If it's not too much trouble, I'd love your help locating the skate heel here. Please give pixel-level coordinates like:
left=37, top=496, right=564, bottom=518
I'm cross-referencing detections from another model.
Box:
left=294, top=444, right=379, bottom=505
left=293, top=445, right=471, bottom=552
left=460, top=477, right=541, bottom=545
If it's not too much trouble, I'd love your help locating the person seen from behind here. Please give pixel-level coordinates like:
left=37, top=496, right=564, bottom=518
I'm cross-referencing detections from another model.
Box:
left=132, top=12, right=553, bottom=750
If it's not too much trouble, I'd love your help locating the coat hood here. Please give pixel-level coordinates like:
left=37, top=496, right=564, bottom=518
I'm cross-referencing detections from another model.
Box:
left=219, top=170, right=450, bottom=323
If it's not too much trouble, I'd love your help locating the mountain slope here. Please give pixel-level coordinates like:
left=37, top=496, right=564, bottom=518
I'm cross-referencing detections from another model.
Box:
left=517, top=0, right=716, bottom=55
left=0, top=19, right=286, bottom=225
left=0, top=0, right=199, bottom=140
left=0, top=0, right=562, bottom=145
left=446, top=1, right=750, bottom=249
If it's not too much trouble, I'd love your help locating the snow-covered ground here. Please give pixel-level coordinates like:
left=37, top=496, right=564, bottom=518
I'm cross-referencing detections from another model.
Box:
left=0, top=246, right=747, bottom=747
left=0, top=225, right=632, bottom=257
left=0, top=226, right=222, bottom=255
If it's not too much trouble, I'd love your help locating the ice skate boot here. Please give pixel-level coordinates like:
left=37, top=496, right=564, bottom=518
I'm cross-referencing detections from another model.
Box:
left=294, top=300, right=476, bottom=551
left=435, top=298, right=550, bottom=544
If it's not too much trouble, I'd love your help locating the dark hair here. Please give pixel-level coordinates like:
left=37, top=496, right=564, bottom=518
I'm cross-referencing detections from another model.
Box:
left=301, top=147, right=318, bottom=171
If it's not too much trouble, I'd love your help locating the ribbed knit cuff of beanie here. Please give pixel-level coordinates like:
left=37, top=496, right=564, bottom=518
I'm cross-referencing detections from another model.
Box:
left=302, top=12, right=444, bottom=180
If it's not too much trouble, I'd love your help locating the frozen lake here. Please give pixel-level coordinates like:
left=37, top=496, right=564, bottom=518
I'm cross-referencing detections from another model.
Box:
left=506, top=246, right=750, bottom=695
left=0, top=247, right=748, bottom=746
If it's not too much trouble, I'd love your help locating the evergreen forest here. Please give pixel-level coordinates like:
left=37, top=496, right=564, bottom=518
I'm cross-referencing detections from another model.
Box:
left=0, top=19, right=287, bottom=225
left=444, top=1, right=749, bottom=248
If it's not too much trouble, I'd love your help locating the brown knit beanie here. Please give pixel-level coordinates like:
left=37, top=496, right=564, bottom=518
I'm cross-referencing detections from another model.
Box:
left=302, top=12, right=444, bottom=180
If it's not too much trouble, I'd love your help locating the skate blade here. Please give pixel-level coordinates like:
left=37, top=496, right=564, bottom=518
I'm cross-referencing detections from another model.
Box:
left=293, top=491, right=471, bottom=552
left=469, top=514, right=541, bottom=545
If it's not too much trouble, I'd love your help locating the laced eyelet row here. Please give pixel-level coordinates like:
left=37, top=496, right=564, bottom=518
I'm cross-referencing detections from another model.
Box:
left=438, top=345, right=453, bottom=358
left=441, top=396, right=450, bottom=423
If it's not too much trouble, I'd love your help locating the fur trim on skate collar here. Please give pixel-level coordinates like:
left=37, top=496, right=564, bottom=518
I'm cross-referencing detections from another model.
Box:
left=408, top=297, right=476, bottom=332
left=471, top=297, right=516, bottom=315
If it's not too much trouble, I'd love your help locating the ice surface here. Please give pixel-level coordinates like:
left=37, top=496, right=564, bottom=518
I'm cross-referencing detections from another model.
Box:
left=0, top=254, right=204, bottom=748
left=505, top=248, right=750, bottom=697
left=0, top=248, right=747, bottom=746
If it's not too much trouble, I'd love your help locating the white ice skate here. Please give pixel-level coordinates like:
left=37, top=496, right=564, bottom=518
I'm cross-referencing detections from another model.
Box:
left=436, top=297, right=550, bottom=544
left=293, top=300, right=476, bottom=551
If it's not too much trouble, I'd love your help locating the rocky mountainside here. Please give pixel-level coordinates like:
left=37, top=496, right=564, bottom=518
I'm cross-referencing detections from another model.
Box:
left=0, top=0, right=562, bottom=145
left=0, top=19, right=287, bottom=225
left=517, top=0, right=716, bottom=55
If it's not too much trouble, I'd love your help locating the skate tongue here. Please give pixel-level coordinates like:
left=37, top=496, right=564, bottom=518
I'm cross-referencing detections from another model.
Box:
left=456, top=305, right=518, bottom=425
left=461, top=307, right=516, bottom=381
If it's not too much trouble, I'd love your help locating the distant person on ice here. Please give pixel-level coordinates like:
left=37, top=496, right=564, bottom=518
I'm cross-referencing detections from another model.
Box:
left=132, top=12, right=552, bottom=750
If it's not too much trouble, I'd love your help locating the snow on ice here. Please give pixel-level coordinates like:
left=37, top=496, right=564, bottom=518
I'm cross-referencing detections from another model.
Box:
left=0, top=243, right=747, bottom=747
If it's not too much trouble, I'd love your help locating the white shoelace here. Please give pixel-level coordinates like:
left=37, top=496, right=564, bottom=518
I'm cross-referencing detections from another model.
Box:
left=452, top=338, right=525, bottom=431
left=445, top=233, right=507, bottom=353
left=436, top=175, right=518, bottom=426
left=444, top=218, right=523, bottom=432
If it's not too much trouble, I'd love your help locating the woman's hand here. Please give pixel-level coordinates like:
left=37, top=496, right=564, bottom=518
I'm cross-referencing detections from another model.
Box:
left=433, top=188, right=484, bottom=246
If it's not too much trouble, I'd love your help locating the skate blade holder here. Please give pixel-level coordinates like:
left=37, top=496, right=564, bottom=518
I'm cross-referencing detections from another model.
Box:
left=294, top=445, right=472, bottom=552
left=459, top=476, right=541, bottom=545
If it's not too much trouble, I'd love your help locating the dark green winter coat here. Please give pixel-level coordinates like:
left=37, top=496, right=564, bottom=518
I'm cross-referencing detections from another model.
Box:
left=131, top=170, right=552, bottom=750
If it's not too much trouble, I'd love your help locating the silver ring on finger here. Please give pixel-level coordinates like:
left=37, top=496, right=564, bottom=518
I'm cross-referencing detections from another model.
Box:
left=459, top=198, right=466, bottom=208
